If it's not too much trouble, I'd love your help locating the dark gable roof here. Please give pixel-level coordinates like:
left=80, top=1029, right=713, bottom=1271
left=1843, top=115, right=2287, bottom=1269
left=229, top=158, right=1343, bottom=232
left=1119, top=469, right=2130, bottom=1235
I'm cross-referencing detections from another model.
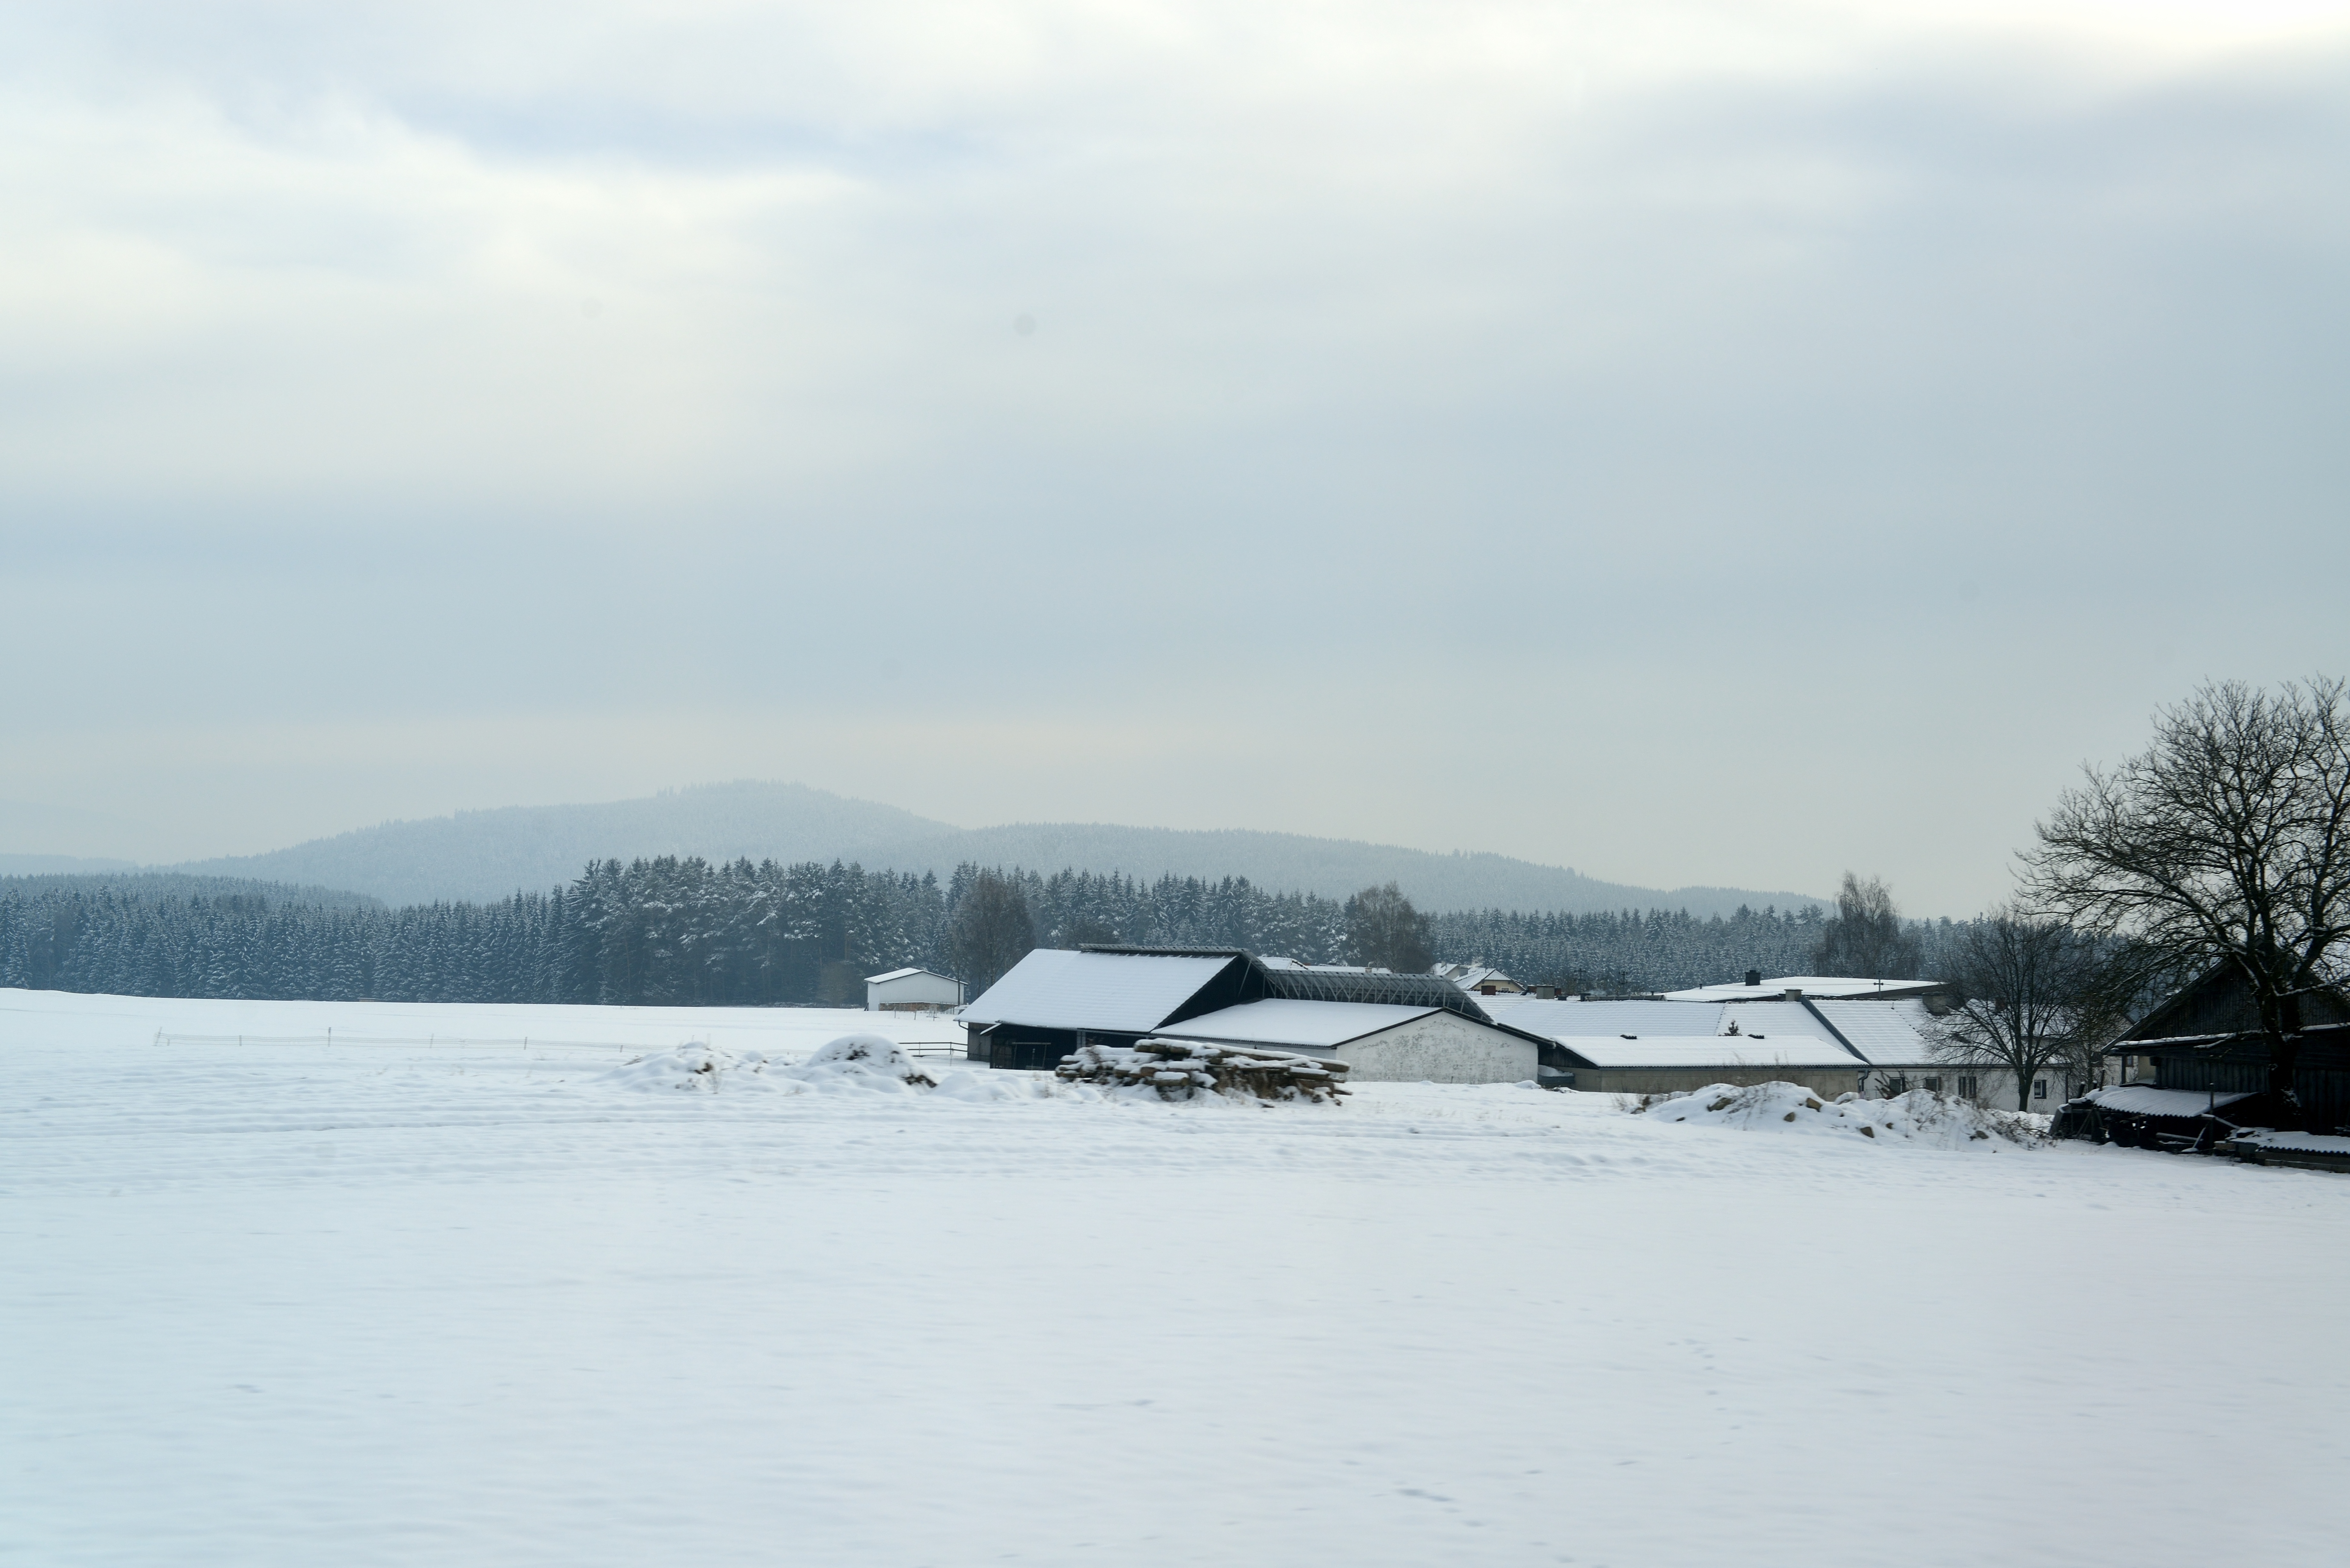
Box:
left=1077, top=945, right=1497, bottom=1023
left=1259, top=966, right=1495, bottom=1023
left=2125, top=963, right=2350, bottom=1043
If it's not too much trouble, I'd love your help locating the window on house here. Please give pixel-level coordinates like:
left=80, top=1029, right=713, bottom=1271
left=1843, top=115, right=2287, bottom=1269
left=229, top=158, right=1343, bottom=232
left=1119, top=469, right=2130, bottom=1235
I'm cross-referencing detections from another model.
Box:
left=1958, top=1076, right=1977, bottom=1098
left=1922, top=1076, right=1941, bottom=1093
left=2033, top=1078, right=2049, bottom=1099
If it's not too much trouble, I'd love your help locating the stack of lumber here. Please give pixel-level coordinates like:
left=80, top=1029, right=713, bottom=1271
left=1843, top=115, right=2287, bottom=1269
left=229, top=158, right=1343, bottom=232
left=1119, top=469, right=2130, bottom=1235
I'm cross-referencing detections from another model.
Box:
left=1055, top=1037, right=1351, bottom=1103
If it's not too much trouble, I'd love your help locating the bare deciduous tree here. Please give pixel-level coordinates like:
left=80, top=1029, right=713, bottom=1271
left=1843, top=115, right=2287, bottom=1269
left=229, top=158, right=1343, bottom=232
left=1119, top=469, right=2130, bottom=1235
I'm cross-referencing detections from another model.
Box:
left=1346, top=882, right=1433, bottom=973
left=1931, top=908, right=2117, bottom=1110
left=1812, top=872, right=1922, bottom=978
left=948, top=871, right=1036, bottom=992
left=2024, top=676, right=2350, bottom=1119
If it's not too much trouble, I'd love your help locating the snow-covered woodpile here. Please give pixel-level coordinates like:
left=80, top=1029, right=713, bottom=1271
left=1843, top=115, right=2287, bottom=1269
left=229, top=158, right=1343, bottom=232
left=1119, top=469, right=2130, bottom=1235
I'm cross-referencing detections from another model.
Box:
left=1054, top=1037, right=1351, bottom=1103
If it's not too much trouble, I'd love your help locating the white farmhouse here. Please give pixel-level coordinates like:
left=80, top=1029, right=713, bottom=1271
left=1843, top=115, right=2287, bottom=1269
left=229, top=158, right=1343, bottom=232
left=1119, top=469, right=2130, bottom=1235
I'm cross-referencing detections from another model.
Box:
left=864, top=967, right=965, bottom=1013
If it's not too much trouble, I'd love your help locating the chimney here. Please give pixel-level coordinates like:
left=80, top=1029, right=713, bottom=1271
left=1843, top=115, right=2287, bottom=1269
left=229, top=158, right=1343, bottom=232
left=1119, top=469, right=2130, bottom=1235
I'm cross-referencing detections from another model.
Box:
left=1744, top=969, right=1762, bottom=988
left=1783, top=987, right=1804, bottom=1002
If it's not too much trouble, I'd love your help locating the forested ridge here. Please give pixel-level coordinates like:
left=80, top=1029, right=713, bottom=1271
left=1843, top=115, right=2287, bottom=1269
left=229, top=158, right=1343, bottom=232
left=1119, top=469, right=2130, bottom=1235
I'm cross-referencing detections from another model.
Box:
left=0, top=862, right=1964, bottom=1005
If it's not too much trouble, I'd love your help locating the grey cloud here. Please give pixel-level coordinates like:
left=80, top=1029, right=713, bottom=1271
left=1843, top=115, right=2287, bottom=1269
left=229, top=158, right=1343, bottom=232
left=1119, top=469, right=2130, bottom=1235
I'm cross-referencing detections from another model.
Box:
left=5, top=3, right=2348, bottom=913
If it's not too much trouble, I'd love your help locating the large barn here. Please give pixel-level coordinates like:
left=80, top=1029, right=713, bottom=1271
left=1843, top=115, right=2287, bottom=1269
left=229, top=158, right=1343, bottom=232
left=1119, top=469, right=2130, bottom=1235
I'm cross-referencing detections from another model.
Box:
left=960, top=946, right=1544, bottom=1082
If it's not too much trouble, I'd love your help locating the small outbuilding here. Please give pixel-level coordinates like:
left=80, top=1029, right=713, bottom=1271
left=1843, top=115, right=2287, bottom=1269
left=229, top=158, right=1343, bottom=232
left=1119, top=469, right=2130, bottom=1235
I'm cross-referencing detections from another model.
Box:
left=864, top=967, right=965, bottom=1013
left=1435, top=962, right=1527, bottom=997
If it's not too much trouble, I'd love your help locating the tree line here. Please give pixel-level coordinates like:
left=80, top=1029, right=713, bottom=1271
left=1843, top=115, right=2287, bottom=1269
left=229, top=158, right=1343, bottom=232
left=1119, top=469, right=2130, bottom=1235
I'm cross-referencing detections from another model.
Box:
left=0, top=859, right=1941, bottom=1006
left=14, top=674, right=2335, bottom=1119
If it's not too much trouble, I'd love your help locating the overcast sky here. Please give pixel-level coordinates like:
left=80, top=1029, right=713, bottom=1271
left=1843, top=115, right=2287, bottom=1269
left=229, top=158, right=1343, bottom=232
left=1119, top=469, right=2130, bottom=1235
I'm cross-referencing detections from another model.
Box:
left=5, top=0, right=2347, bottom=913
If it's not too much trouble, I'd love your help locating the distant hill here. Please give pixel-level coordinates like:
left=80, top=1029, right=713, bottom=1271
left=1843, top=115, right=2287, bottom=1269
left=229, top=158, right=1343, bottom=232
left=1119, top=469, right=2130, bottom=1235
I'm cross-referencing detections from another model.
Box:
left=170, top=781, right=1826, bottom=918
left=173, top=783, right=942, bottom=910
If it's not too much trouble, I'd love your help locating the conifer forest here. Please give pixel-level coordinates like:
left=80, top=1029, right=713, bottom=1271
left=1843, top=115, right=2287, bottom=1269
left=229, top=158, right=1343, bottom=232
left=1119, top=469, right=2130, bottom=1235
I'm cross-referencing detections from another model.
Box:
left=0, top=862, right=1966, bottom=1006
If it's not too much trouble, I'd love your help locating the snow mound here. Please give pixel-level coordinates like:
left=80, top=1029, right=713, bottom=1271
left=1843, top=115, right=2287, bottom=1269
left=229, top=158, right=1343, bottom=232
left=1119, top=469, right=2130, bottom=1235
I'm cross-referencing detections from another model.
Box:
left=1637, top=1082, right=2047, bottom=1149
left=797, top=1034, right=936, bottom=1088
left=601, top=1035, right=947, bottom=1097
left=599, top=1043, right=793, bottom=1094
left=596, top=1037, right=1051, bottom=1103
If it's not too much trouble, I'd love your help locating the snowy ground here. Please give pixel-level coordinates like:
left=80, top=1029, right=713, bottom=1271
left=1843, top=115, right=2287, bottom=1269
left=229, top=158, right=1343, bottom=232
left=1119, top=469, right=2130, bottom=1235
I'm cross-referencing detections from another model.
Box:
left=4, top=989, right=2344, bottom=1567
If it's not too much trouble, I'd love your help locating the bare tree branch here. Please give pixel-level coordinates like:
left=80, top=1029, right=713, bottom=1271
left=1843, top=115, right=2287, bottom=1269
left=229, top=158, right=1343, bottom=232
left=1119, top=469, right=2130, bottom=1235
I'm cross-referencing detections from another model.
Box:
left=2021, top=677, right=2350, bottom=1119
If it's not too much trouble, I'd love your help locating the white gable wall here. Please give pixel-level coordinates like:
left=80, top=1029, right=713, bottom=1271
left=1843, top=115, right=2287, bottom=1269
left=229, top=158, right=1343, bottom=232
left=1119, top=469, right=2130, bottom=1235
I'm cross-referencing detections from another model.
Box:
left=866, top=971, right=964, bottom=1010
left=1334, top=1010, right=1539, bottom=1083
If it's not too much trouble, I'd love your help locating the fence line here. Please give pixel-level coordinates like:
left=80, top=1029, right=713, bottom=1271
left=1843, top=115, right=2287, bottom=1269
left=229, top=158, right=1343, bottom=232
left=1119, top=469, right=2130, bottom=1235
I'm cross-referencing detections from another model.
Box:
left=152, top=1032, right=658, bottom=1051
left=149, top=1030, right=971, bottom=1056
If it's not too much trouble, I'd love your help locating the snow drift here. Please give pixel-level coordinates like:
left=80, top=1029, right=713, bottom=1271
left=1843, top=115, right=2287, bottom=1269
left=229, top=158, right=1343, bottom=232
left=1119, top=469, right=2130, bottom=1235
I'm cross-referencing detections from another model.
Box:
left=1636, top=1081, right=2047, bottom=1149
left=599, top=1035, right=1024, bottom=1101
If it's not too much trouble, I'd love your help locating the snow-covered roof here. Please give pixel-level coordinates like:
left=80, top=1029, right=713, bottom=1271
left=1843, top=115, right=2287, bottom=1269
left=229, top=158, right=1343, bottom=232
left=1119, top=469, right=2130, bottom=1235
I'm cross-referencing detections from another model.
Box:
left=1483, top=995, right=1901, bottom=1063
left=1716, top=999, right=1844, bottom=1041
left=1155, top=999, right=1439, bottom=1051
left=1484, top=998, right=1724, bottom=1039
left=1551, top=1036, right=1871, bottom=1070
left=2087, top=1085, right=2255, bottom=1118
left=2234, top=1129, right=2350, bottom=1156
left=864, top=967, right=951, bottom=985
left=1439, top=965, right=1519, bottom=992
left=960, top=949, right=1237, bottom=1033
left=1663, top=976, right=1945, bottom=1002
left=1810, top=999, right=1939, bottom=1066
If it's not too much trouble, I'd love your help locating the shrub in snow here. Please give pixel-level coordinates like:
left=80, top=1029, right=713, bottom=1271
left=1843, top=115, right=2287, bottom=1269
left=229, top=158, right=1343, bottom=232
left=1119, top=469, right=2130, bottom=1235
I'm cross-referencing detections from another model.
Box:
left=1634, top=1081, right=2047, bottom=1149
left=1055, top=1037, right=1350, bottom=1103
left=601, top=1043, right=786, bottom=1093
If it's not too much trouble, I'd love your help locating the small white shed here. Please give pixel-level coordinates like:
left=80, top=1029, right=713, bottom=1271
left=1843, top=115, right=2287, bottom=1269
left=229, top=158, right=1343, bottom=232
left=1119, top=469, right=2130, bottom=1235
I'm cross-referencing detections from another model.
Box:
left=865, top=967, right=965, bottom=1012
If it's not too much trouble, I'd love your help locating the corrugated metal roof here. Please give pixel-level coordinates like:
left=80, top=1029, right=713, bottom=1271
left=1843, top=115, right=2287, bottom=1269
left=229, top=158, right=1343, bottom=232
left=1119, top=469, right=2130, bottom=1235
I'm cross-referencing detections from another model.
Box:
left=2089, top=1085, right=2254, bottom=1117
left=1553, top=1036, right=1870, bottom=1070
left=864, top=967, right=950, bottom=985
left=1155, top=999, right=1438, bottom=1050
left=1809, top=999, right=1938, bottom=1065
left=1262, top=967, right=1491, bottom=1019
left=960, top=949, right=1236, bottom=1033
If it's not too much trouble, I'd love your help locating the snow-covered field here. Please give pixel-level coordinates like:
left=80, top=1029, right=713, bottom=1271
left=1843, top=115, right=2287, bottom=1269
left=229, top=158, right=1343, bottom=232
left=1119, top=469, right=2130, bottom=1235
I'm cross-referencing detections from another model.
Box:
left=4, top=989, right=2343, bottom=1567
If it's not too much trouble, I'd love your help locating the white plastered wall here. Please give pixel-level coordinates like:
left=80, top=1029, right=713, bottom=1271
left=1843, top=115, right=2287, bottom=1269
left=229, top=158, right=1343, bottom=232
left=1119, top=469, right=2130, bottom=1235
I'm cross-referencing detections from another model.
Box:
left=1335, top=1011, right=1539, bottom=1083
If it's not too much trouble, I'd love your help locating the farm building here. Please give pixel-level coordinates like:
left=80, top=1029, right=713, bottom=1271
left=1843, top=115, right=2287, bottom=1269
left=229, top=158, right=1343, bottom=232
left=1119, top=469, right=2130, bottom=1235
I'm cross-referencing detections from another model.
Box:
left=864, top=967, right=965, bottom=1012
left=1793, top=996, right=2088, bottom=1106
left=1482, top=987, right=2055, bottom=1103
left=1532, top=1035, right=1874, bottom=1098
left=2083, top=1022, right=2350, bottom=1140
left=959, top=946, right=1546, bottom=1080
left=1156, top=1000, right=1536, bottom=1083
left=2108, top=963, right=2350, bottom=1087
left=1434, top=962, right=1527, bottom=997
